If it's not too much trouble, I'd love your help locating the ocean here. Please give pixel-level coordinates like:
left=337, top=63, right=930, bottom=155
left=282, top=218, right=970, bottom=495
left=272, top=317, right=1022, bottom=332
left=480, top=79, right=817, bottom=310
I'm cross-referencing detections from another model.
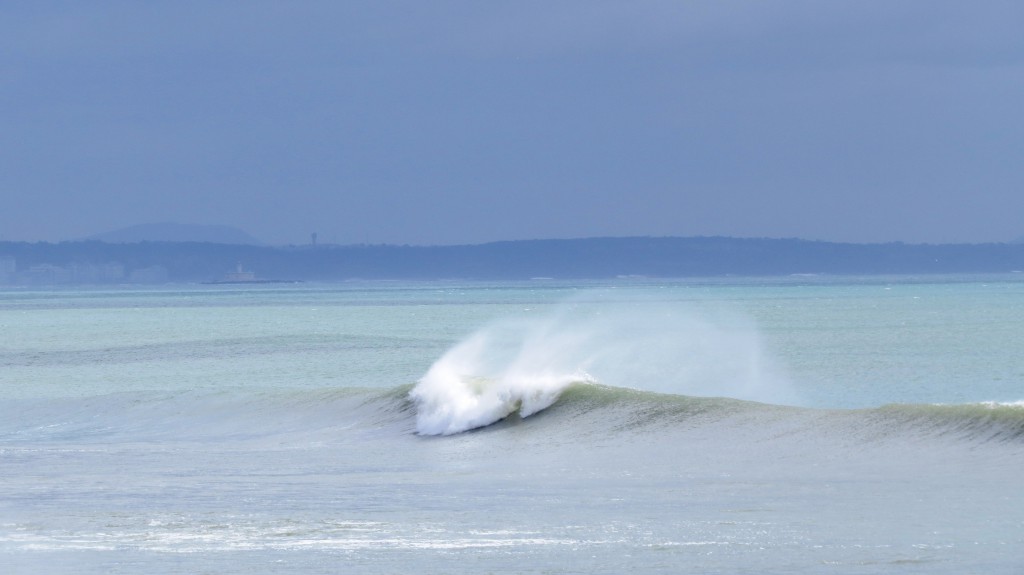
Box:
left=1, top=276, right=1022, bottom=573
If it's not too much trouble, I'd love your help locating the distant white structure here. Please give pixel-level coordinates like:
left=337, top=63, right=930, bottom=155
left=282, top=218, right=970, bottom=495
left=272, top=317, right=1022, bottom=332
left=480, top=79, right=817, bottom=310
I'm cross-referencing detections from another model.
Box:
left=222, top=262, right=257, bottom=282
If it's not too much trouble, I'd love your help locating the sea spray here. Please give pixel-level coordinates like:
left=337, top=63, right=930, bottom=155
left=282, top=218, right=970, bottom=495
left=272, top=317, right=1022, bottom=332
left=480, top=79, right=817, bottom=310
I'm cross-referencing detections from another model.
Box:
left=410, top=300, right=796, bottom=434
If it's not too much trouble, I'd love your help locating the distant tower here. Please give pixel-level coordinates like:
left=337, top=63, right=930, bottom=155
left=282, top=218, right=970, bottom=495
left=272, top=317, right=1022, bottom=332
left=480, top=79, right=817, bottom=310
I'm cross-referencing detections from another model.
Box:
left=311, top=232, right=318, bottom=247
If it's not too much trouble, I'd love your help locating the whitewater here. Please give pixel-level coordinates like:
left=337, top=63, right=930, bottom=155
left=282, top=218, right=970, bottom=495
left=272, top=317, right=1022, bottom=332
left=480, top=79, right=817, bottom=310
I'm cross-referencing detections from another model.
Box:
left=2, top=277, right=1022, bottom=573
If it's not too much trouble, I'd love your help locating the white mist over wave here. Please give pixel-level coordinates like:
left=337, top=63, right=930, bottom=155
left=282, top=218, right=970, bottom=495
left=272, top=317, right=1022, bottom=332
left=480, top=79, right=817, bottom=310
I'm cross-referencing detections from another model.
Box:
left=410, top=300, right=796, bottom=435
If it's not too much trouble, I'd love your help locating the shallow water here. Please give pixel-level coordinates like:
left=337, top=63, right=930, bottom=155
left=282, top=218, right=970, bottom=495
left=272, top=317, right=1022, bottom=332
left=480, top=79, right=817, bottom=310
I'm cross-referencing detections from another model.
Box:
left=2, top=277, right=1022, bottom=573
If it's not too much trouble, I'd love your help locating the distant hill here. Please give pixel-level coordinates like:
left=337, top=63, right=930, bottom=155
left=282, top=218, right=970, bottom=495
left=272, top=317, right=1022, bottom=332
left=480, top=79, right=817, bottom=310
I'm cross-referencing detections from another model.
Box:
left=86, top=223, right=263, bottom=245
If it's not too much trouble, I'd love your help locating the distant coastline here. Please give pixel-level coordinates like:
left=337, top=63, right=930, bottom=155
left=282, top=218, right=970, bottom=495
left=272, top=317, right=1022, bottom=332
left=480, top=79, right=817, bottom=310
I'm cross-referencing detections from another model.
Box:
left=2, top=236, right=1024, bottom=285
left=201, top=279, right=305, bottom=285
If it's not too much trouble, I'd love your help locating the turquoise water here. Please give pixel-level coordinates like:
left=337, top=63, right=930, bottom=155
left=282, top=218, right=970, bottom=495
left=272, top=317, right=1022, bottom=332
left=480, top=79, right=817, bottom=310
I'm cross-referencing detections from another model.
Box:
left=1, top=277, right=1022, bottom=573
left=5, top=278, right=1022, bottom=406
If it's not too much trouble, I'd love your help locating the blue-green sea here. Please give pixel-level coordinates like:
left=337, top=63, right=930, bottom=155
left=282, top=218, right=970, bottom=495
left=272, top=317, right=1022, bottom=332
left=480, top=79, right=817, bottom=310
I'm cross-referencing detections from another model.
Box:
left=2, top=276, right=1022, bottom=573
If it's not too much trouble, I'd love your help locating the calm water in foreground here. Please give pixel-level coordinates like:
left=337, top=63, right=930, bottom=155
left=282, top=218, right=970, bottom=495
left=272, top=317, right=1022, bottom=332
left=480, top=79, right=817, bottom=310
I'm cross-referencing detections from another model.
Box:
left=1, top=276, right=1022, bottom=573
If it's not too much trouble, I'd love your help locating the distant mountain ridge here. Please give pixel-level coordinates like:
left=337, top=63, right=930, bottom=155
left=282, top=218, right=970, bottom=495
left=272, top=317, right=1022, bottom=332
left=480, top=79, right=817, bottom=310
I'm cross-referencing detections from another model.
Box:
left=86, top=223, right=262, bottom=245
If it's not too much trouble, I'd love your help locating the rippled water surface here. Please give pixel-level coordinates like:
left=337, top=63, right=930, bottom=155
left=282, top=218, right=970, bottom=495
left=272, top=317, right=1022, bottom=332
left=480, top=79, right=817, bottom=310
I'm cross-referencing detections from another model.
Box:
left=2, top=277, right=1022, bottom=573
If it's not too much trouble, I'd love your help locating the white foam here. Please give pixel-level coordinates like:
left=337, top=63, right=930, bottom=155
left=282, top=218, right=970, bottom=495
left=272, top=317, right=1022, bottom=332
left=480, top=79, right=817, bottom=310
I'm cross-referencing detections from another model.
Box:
left=975, top=400, right=1024, bottom=409
left=0, top=522, right=585, bottom=553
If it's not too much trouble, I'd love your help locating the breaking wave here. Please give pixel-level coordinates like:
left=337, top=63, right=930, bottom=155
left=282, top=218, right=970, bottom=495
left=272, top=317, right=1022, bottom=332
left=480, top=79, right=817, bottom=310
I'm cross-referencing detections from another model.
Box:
left=409, top=302, right=796, bottom=435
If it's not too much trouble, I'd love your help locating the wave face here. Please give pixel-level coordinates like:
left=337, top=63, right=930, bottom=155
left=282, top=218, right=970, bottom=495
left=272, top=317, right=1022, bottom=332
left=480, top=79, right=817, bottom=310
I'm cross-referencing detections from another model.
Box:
left=3, top=384, right=1023, bottom=448
left=409, top=303, right=796, bottom=434
left=492, top=384, right=1024, bottom=447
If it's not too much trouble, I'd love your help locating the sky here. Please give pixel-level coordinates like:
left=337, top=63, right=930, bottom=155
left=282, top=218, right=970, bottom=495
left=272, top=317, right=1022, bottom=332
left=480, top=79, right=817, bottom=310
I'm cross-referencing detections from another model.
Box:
left=3, top=1, right=1023, bottom=246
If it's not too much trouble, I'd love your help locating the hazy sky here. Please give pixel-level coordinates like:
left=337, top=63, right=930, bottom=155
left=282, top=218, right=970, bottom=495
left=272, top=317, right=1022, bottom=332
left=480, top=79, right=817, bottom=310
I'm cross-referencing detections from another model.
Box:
left=3, top=1, right=1023, bottom=245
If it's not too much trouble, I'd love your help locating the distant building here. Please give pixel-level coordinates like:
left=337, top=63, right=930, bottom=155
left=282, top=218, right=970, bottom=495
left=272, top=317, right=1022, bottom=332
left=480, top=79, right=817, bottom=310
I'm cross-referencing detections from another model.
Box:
left=69, top=263, right=98, bottom=284
left=1, top=260, right=128, bottom=285
left=25, top=264, right=73, bottom=285
left=129, top=265, right=169, bottom=284
left=69, top=262, right=125, bottom=284
left=100, top=262, right=125, bottom=282
left=0, top=256, right=14, bottom=284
